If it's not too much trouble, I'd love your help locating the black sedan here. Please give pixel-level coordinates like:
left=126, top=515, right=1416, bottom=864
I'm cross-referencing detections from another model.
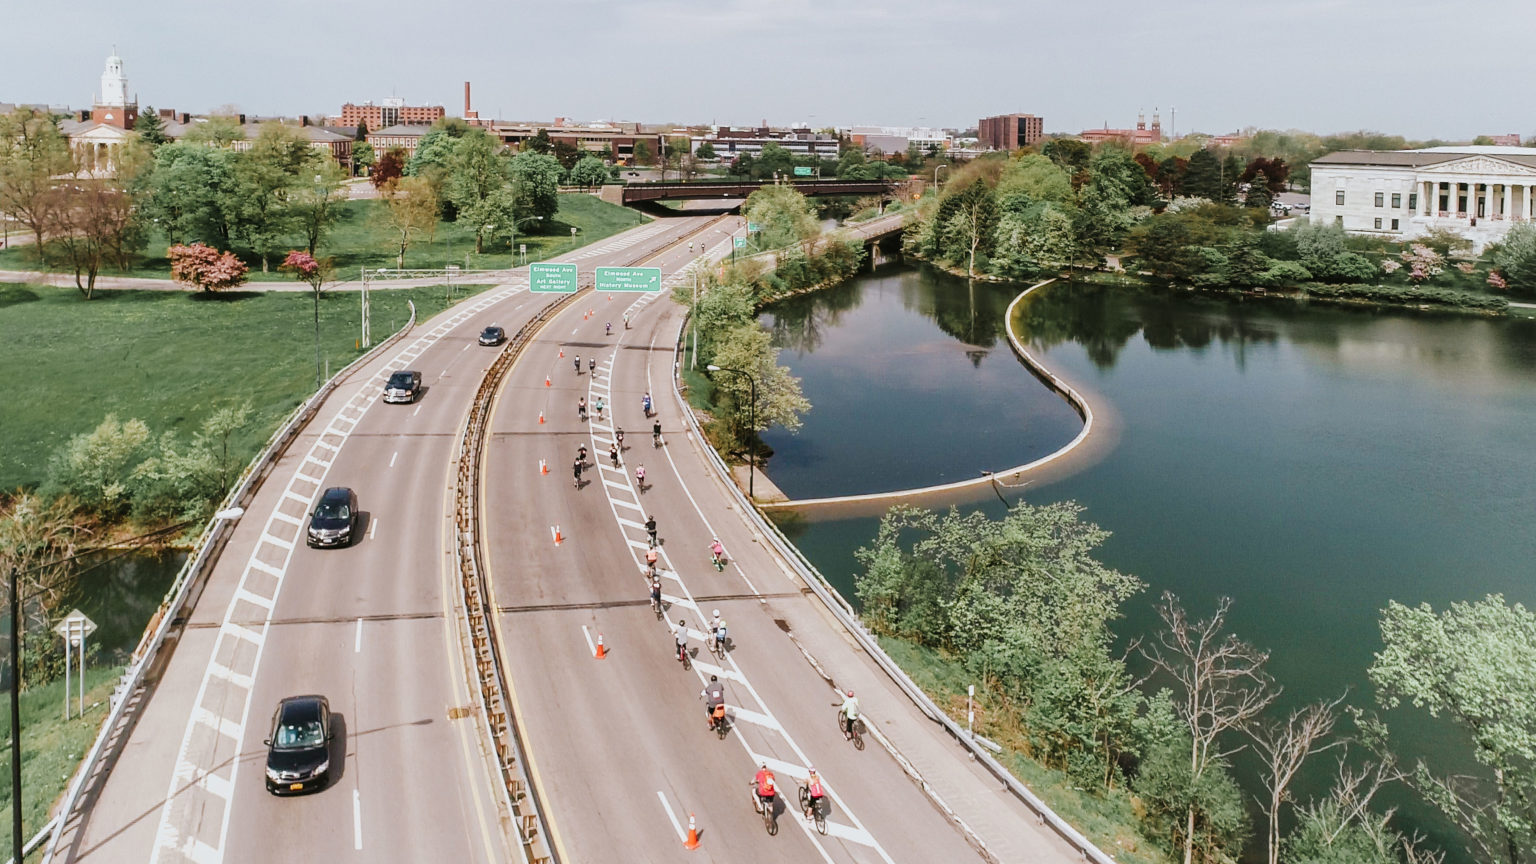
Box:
left=264, top=694, right=333, bottom=794
left=478, top=325, right=506, bottom=346
left=306, top=486, right=358, bottom=548
left=382, top=369, right=422, bottom=404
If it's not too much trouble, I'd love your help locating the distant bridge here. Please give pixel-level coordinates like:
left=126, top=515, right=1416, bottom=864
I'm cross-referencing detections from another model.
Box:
left=620, top=179, right=898, bottom=205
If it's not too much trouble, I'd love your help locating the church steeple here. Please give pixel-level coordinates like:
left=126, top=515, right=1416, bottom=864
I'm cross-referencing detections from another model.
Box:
left=93, top=50, right=137, bottom=129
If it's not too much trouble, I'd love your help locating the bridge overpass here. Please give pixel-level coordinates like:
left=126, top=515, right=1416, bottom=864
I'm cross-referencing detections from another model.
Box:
left=47, top=215, right=1099, bottom=864
left=621, top=178, right=898, bottom=205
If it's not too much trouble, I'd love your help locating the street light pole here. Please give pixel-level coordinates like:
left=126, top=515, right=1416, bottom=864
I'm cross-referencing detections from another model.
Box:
left=706, top=364, right=756, bottom=500
left=934, top=163, right=947, bottom=190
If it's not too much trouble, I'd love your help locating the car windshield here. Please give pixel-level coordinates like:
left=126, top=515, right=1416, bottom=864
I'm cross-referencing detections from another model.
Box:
left=274, top=719, right=325, bottom=750
left=314, top=502, right=350, bottom=520
left=387, top=373, right=413, bottom=388
left=483, top=328, right=499, bottom=336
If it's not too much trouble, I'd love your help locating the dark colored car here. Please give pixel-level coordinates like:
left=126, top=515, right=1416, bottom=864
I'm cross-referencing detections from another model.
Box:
left=264, top=694, right=333, bottom=794
left=306, top=487, right=357, bottom=548
left=382, top=369, right=422, bottom=404
left=478, top=325, right=506, bottom=346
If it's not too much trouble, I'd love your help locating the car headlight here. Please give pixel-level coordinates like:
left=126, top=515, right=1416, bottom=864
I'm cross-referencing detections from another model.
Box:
left=310, top=759, right=329, bottom=777
left=266, top=766, right=281, bottom=781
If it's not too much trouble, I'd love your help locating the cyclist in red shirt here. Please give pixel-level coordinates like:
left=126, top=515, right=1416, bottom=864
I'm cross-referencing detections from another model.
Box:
left=752, top=764, right=777, bottom=812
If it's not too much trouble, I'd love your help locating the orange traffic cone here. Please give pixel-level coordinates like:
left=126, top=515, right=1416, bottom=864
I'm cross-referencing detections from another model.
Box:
left=684, top=814, right=700, bottom=850
left=559, top=348, right=564, bottom=358
left=545, top=376, right=551, bottom=387
left=553, top=526, right=563, bottom=546
left=540, top=459, right=548, bottom=475
left=594, top=634, right=606, bottom=659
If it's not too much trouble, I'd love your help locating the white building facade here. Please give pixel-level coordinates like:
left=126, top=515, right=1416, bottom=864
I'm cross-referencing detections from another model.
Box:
left=1309, top=146, right=1536, bottom=251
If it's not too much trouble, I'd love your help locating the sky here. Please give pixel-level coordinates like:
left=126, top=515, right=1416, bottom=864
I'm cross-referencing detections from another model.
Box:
left=4, top=0, right=1534, bottom=141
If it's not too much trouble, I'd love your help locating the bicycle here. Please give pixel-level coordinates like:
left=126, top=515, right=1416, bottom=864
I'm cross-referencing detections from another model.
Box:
left=797, top=786, right=827, bottom=835
left=676, top=640, right=690, bottom=669
left=710, top=704, right=729, bottom=739
left=748, top=785, right=778, bottom=836
left=707, top=629, right=726, bottom=661
left=833, top=705, right=866, bottom=751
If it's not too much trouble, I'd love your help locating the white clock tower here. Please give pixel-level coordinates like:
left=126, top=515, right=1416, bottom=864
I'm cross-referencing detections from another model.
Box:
left=92, top=51, right=137, bottom=129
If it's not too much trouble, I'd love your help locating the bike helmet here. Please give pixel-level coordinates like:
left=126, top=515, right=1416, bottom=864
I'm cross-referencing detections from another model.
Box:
left=710, top=675, right=718, bottom=682
left=712, top=609, right=720, bottom=618
left=846, top=689, right=855, bottom=697
left=807, top=765, right=816, bottom=774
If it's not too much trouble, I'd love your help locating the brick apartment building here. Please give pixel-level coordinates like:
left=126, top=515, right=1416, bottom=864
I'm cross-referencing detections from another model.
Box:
left=340, top=98, right=444, bottom=133
left=978, top=113, right=1043, bottom=151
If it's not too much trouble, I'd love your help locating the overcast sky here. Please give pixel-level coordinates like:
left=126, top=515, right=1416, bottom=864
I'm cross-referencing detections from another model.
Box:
left=5, top=0, right=1532, bottom=141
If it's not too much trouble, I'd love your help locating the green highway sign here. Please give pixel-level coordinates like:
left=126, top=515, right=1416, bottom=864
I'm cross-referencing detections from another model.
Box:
left=733, top=237, right=747, bottom=249
left=746, top=221, right=760, bottom=233
left=529, top=262, right=578, bottom=293
left=595, top=266, right=662, bottom=292
left=793, top=166, right=813, bottom=177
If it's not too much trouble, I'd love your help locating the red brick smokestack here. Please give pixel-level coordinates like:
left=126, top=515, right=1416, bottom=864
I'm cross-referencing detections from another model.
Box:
left=464, top=82, right=470, bottom=115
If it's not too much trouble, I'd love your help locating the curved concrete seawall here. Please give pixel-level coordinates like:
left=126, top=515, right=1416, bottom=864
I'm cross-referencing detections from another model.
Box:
left=759, top=277, right=1119, bottom=520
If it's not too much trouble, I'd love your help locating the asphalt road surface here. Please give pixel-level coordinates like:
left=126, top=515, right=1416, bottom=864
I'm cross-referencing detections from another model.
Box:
left=55, top=214, right=724, bottom=864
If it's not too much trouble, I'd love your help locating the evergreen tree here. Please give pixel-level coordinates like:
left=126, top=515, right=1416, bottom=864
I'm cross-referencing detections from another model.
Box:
left=135, top=107, right=169, bottom=146
left=354, top=120, right=368, bottom=141
left=1182, top=149, right=1222, bottom=200
left=1244, top=171, right=1273, bottom=209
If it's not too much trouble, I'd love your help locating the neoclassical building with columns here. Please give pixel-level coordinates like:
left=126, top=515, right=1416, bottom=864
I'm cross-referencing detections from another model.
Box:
left=1308, top=146, right=1536, bottom=251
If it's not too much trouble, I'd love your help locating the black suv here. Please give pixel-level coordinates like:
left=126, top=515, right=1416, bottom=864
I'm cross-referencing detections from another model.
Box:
left=478, top=325, right=506, bottom=346
left=264, top=694, right=333, bottom=794
left=382, top=370, right=422, bottom=404
left=306, top=487, right=358, bottom=548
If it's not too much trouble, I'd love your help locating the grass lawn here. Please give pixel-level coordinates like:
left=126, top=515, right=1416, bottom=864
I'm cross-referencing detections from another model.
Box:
left=0, top=282, right=489, bottom=493
left=0, top=193, right=648, bottom=283
left=0, top=664, right=124, bottom=857
left=877, top=637, right=1170, bottom=864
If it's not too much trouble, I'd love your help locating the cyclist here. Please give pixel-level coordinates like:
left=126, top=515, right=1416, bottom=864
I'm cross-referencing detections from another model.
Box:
left=652, top=420, right=663, bottom=446
left=674, top=619, right=689, bottom=662
left=574, top=354, right=581, bottom=375
left=635, top=463, right=646, bottom=489
left=801, top=766, right=826, bottom=819
left=594, top=395, right=606, bottom=422
left=624, top=313, right=631, bottom=330
left=710, top=609, right=727, bottom=649
left=644, top=546, right=659, bottom=571
left=606, top=322, right=612, bottom=336
left=615, top=427, right=625, bottom=449
left=709, top=538, right=725, bottom=567
left=577, top=444, right=587, bottom=465
left=752, top=764, right=777, bottom=813
left=642, top=392, right=653, bottom=416
left=572, top=458, right=582, bottom=488
left=649, top=577, right=662, bottom=610
left=700, top=675, right=726, bottom=729
left=588, top=357, right=596, bottom=374
left=609, top=442, right=620, bottom=467
left=688, top=240, right=694, bottom=253
left=578, top=396, right=587, bottom=420
left=837, top=689, right=861, bottom=739
left=645, top=515, right=658, bottom=548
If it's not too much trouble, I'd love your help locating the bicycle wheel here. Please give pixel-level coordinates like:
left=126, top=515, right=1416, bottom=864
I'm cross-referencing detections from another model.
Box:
left=766, top=809, right=778, bottom=836
left=853, top=719, right=866, bottom=751
left=814, top=805, right=827, bottom=835
left=797, top=786, right=809, bottom=812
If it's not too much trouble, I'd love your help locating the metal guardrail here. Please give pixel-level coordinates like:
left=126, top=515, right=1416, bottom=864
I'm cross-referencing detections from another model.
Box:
left=451, top=288, right=585, bottom=864
left=5, top=816, right=57, bottom=864
left=41, top=303, right=421, bottom=864
left=669, top=314, right=1119, bottom=864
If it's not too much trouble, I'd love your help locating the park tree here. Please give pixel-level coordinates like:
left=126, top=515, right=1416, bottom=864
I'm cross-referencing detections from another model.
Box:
left=1241, top=157, right=1290, bottom=192
left=134, top=106, right=170, bottom=146
left=354, top=120, right=369, bottom=141
left=568, top=155, right=607, bottom=189
left=1182, top=149, right=1225, bottom=201
left=407, top=118, right=473, bottom=214
left=1042, top=138, right=1093, bottom=179
left=1157, top=156, right=1189, bottom=198
left=1370, top=594, right=1536, bottom=864
left=706, top=323, right=811, bottom=438
left=0, top=107, right=74, bottom=253
left=1245, top=171, right=1274, bottom=210
left=281, top=250, right=334, bottom=388
left=1490, top=221, right=1536, bottom=296
left=507, top=151, right=563, bottom=222
left=351, top=140, right=375, bottom=175
left=1249, top=697, right=1347, bottom=864
left=1143, top=594, right=1278, bottom=864
left=232, top=123, right=317, bottom=270
left=753, top=142, right=796, bottom=180
left=43, top=180, right=142, bottom=299
left=183, top=115, right=245, bottom=148
left=937, top=178, right=998, bottom=277
left=742, top=185, right=819, bottom=250
left=444, top=129, right=510, bottom=253
left=291, top=159, right=347, bottom=256
left=378, top=176, right=438, bottom=268
left=0, top=494, right=85, bottom=685
left=551, top=139, right=581, bottom=172
left=631, top=139, right=654, bottom=167
left=144, top=142, right=240, bottom=246
left=997, top=153, right=1075, bottom=206
left=695, top=140, right=717, bottom=161
left=168, top=242, right=249, bottom=293
left=370, top=147, right=406, bottom=188
left=458, top=185, right=521, bottom=252
left=525, top=128, right=554, bottom=155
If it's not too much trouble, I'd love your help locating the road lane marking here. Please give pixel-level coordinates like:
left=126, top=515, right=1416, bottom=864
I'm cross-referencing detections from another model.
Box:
left=655, top=790, right=687, bottom=842
left=261, top=532, right=295, bottom=551
left=355, top=617, right=363, bottom=653
left=271, top=511, right=303, bottom=527
left=389, top=450, right=398, bottom=468
left=580, top=624, right=596, bottom=655
left=369, top=516, right=379, bottom=540
left=191, top=706, right=243, bottom=741
left=353, top=789, right=363, bottom=850
left=248, top=558, right=282, bottom=578
left=413, top=404, right=423, bottom=416
left=206, top=662, right=254, bottom=691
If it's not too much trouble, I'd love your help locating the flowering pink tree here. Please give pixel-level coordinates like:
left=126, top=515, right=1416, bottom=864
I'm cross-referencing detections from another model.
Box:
left=1488, top=270, right=1509, bottom=291
left=168, top=243, right=248, bottom=293
left=1398, top=243, right=1444, bottom=285
left=282, top=250, right=334, bottom=389
left=1380, top=259, right=1402, bottom=276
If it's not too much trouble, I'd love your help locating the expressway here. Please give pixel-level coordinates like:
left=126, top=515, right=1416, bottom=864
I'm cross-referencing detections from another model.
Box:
left=477, top=235, right=1074, bottom=861
left=52, top=213, right=725, bottom=864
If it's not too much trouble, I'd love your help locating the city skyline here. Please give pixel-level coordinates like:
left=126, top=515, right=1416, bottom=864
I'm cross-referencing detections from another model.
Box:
left=4, top=0, right=1534, bottom=141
